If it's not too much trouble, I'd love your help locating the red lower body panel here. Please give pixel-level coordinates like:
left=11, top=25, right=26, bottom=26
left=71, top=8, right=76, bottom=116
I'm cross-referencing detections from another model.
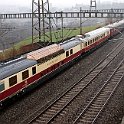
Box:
left=0, top=34, right=110, bottom=102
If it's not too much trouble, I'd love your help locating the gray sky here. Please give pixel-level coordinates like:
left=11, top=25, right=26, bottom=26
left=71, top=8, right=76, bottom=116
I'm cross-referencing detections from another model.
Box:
left=0, top=0, right=124, bottom=7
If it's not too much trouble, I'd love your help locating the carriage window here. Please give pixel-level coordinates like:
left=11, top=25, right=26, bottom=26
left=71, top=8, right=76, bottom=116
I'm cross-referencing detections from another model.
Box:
left=66, top=51, right=69, bottom=57
left=88, top=41, right=90, bottom=45
left=32, top=67, right=36, bottom=75
left=9, top=75, right=17, bottom=87
left=70, top=49, right=73, bottom=55
left=85, top=42, right=87, bottom=46
left=22, top=70, right=29, bottom=80
left=0, top=83, right=5, bottom=92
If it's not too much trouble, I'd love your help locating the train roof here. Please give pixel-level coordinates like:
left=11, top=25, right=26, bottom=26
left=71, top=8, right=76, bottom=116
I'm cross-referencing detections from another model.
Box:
left=27, top=44, right=63, bottom=60
left=105, top=19, right=124, bottom=29
left=60, top=36, right=83, bottom=50
left=84, top=27, right=110, bottom=39
left=60, top=27, right=110, bottom=50
left=0, top=58, right=37, bottom=80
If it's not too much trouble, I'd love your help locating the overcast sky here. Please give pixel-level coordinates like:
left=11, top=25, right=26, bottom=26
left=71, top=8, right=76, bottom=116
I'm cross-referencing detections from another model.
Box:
left=0, top=0, right=124, bottom=8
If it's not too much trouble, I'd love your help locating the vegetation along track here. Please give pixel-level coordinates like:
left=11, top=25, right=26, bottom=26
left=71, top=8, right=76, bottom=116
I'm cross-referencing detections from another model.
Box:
left=21, top=40, right=124, bottom=124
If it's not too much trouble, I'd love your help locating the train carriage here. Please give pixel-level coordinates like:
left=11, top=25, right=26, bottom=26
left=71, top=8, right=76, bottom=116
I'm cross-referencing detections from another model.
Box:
left=0, top=58, right=37, bottom=103
left=105, top=20, right=124, bottom=36
left=0, top=19, right=124, bottom=105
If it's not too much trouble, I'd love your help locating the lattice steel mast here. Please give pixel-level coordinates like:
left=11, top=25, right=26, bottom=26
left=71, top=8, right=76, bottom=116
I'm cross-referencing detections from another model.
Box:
left=32, top=0, right=52, bottom=46
left=90, top=0, right=97, bottom=10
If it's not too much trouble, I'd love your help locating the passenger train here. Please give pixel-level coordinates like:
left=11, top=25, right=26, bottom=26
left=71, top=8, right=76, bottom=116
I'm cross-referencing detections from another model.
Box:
left=0, top=19, right=124, bottom=105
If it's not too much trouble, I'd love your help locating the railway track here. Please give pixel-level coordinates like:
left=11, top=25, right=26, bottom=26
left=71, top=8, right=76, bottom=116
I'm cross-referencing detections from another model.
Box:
left=21, top=40, right=124, bottom=124
left=73, top=58, right=124, bottom=124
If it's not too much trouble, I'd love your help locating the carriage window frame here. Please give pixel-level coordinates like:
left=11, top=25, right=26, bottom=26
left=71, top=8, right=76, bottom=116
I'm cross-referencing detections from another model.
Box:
left=70, top=49, right=73, bottom=55
left=88, top=41, right=90, bottom=45
left=22, top=70, right=29, bottom=80
left=9, top=75, right=17, bottom=87
left=32, top=66, right=36, bottom=75
left=85, top=42, right=87, bottom=46
left=66, top=51, right=69, bottom=57
left=0, top=82, right=5, bottom=92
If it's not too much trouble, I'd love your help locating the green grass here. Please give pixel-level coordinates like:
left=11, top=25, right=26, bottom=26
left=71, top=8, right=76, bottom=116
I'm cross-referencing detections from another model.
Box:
left=14, top=25, right=100, bottom=50
left=0, top=24, right=102, bottom=61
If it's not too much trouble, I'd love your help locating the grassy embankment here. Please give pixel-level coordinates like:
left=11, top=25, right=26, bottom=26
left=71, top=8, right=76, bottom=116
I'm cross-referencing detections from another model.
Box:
left=0, top=25, right=102, bottom=61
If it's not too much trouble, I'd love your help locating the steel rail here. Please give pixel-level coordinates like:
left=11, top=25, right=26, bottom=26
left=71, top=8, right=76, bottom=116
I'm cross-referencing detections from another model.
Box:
left=20, top=40, right=124, bottom=124
left=73, top=58, right=124, bottom=124
left=22, top=42, right=124, bottom=124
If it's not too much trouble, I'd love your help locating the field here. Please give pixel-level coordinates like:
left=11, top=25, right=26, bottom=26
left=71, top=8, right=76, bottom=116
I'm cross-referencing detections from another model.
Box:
left=0, top=24, right=102, bottom=61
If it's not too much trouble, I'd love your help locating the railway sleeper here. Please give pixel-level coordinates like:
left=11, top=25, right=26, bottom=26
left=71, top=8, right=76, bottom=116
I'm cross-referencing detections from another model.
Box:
left=110, top=81, right=119, bottom=84
left=56, top=102, right=65, bottom=106
left=117, top=69, right=124, bottom=72
left=82, top=112, right=96, bottom=118
left=104, top=86, right=115, bottom=89
left=59, top=112, right=66, bottom=116
left=85, top=77, right=94, bottom=81
left=32, top=122, right=38, bottom=124
left=105, top=84, right=115, bottom=87
left=79, top=120, right=93, bottom=123
left=46, top=109, right=59, bottom=114
left=52, top=104, right=62, bottom=108
left=36, top=119, right=46, bottom=123
left=75, top=86, right=84, bottom=90
left=73, top=89, right=82, bottom=93
left=58, top=100, right=67, bottom=104
left=61, top=110, right=68, bottom=114
left=88, top=107, right=101, bottom=112
left=98, top=93, right=109, bottom=96
left=81, top=115, right=95, bottom=121
left=113, top=76, right=123, bottom=79
left=42, top=113, right=53, bottom=118
left=90, top=104, right=103, bottom=108
left=51, top=106, right=61, bottom=110
left=78, top=83, right=86, bottom=87
left=101, top=89, right=113, bottom=93
left=85, top=110, right=99, bottom=115
left=90, top=74, right=99, bottom=77
left=87, top=96, right=96, bottom=101
left=96, top=95, right=107, bottom=99
left=94, top=99, right=106, bottom=103
left=64, top=93, right=74, bottom=97
left=114, top=73, right=124, bottom=76
left=93, top=98, right=106, bottom=102
left=104, top=89, right=112, bottom=94
left=111, top=78, right=122, bottom=82
left=72, top=87, right=82, bottom=90
left=115, top=69, right=124, bottom=72
left=80, top=80, right=88, bottom=84
left=115, top=71, right=124, bottom=74
left=91, top=101, right=103, bottom=105
left=67, top=91, right=77, bottom=95
left=62, top=96, right=71, bottom=99
left=96, top=97, right=107, bottom=101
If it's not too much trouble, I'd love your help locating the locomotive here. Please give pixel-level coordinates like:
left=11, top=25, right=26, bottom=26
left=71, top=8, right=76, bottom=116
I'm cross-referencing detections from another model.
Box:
left=0, top=19, right=124, bottom=105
